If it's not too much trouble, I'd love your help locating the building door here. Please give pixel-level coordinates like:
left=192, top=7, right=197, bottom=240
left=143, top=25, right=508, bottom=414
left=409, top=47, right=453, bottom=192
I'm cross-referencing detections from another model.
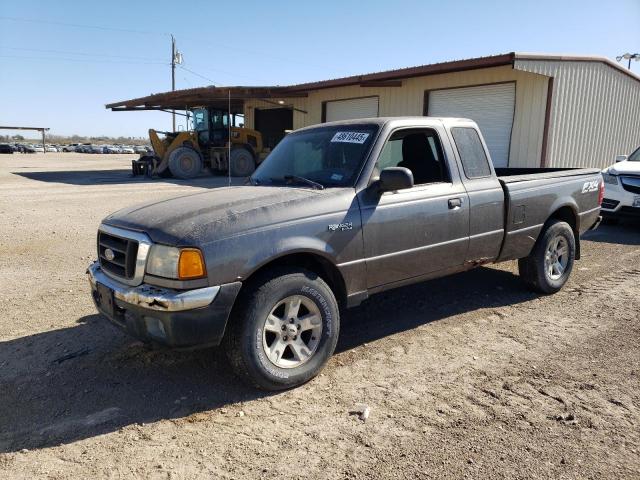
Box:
left=427, top=83, right=515, bottom=167
left=324, top=96, right=379, bottom=122
left=254, top=108, right=293, bottom=149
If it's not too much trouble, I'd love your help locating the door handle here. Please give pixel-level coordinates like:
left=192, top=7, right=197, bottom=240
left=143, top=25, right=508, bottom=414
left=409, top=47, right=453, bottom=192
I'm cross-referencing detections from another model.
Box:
left=448, top=198, right=462, bottom=209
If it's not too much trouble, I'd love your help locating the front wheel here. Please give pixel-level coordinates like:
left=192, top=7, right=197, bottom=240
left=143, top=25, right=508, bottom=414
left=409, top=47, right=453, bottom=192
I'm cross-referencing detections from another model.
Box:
left=168, top=147, right=203, bottom=179
left=224, top=268, right=340, bottom=390
left=518, top=219, right=575, bottom=294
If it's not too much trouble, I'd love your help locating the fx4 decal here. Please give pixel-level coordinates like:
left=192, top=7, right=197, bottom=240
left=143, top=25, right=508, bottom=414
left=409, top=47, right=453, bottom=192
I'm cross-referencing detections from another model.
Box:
left=582, top=180, right=599, bottom=193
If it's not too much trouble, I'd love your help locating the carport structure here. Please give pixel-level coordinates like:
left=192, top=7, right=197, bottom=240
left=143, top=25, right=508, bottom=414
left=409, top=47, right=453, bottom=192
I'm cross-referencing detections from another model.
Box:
left=107, top=52, right=640, bottom=169
left=0, top=126, right=50, bottom=151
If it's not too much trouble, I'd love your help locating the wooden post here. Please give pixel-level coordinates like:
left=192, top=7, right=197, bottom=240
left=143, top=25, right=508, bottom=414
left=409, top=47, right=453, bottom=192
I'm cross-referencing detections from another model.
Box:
left=42, top=129, right=46, bottom=154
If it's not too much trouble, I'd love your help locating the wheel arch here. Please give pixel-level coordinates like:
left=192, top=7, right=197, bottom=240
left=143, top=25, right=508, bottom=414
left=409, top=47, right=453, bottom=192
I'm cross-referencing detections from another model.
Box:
left=547, top=204, right=580, bottom=259
left=241, top=250, right=348, bottom=309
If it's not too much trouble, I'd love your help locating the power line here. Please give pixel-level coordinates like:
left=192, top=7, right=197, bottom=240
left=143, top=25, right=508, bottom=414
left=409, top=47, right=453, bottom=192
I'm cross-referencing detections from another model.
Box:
left=0, top=54, right=166, bottom=66
left=2, top=46, right=166, bottom=62
left=178, top=65, right=220, bottom=86
left=0, top=15, right=329, bottom=71
left=0, top=15, right=167, bottom=36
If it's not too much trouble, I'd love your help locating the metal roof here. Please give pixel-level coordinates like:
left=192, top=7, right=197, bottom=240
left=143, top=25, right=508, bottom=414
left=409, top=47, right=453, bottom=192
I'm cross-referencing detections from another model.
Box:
left=106, top=52, right=640, bottom=112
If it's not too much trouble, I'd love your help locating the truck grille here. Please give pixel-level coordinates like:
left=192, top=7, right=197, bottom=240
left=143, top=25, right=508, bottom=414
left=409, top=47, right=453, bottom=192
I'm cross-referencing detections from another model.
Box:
left=98, top=231, right=139, bottom=279
left=620, top=176, right=640, bottom=194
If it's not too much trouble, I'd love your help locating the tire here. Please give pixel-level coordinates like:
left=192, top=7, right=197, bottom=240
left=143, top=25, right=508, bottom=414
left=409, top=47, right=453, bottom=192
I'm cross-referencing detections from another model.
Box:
left=229, top=147, right=256, bottom=177
left=168, top=147, right=203, bottom=179
left=224, top=267, right=340, bottom=390
left=518, top=219, right=575, bottom=294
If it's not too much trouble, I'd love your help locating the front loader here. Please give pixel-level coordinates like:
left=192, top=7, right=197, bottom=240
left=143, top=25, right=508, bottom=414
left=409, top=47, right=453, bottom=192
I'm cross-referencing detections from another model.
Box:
left=133, top=107, right=268, bottom=179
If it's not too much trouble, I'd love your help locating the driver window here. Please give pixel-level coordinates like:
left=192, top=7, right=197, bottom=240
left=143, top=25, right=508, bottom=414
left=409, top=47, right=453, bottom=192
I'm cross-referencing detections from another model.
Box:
left=376, top=129, right=448, bottom=185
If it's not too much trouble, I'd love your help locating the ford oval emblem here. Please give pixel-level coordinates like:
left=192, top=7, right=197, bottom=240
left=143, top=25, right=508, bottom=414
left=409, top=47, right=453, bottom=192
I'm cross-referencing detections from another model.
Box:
left=104, top=248, right=115, bottom=261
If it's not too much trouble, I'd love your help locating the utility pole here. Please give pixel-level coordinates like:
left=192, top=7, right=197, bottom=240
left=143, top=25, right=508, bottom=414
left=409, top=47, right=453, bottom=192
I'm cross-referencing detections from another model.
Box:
left=171, top=34, right=176, bottom=131
left=170, top=35, right=184, bottom=131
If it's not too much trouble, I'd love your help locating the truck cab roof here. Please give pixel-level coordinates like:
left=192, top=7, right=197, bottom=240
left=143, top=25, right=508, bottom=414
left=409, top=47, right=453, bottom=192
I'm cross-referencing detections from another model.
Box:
left=295, top=116, right=477, bottom=133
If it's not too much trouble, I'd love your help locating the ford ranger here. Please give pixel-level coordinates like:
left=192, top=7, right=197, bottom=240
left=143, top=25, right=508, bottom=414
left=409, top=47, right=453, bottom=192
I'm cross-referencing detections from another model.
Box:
left=88, top=117, right=603, bottom=390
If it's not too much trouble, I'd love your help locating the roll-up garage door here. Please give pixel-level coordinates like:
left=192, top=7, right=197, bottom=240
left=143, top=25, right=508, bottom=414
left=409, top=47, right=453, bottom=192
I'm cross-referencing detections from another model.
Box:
left=428, top=83, right=515, bottom=167
left=325, top=97, right=379, bottom=122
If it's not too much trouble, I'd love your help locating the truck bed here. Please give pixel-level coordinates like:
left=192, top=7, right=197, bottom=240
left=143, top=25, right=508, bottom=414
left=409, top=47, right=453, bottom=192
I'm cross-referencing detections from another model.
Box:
left=495, top=167, right=602, bottom=262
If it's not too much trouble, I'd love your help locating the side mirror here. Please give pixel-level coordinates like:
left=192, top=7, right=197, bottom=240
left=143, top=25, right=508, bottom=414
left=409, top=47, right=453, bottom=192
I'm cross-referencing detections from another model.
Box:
left=615, top=155, right=628, bottom=163
left=378, top=167, right=414, bottom=192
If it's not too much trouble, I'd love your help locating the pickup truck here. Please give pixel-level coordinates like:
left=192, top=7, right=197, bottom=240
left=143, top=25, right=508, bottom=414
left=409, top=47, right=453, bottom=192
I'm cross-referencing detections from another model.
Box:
left=88, top=117, right=603, bottom=390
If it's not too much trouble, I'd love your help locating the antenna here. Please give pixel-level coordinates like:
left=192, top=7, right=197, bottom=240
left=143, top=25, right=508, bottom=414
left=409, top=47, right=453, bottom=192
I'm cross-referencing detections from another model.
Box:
left=228, top=88, right=232, bottom=187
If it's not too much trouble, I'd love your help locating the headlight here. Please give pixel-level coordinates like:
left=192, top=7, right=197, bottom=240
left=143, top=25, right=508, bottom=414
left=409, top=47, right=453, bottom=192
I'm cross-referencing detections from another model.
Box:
left=602, top=173, right=619, bottom=185
left=146, top=245, right=206, bottom=280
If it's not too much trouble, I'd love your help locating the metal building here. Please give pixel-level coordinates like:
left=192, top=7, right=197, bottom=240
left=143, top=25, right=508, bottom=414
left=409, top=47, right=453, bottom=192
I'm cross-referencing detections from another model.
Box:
left=107, top=52, right=640, bottom=169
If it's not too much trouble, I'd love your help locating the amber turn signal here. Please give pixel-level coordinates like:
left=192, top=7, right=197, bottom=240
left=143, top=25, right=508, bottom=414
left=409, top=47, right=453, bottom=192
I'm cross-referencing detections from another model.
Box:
left=178, top=248, right=206, bottom=279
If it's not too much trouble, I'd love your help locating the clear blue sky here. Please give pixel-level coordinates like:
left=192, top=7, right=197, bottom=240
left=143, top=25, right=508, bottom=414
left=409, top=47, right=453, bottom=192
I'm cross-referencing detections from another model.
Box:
left=1, top=0, right=638, bottom=138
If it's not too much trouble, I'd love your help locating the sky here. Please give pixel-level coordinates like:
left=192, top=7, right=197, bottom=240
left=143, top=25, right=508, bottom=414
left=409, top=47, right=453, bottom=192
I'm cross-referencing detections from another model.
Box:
left=1, top=0, right=639, bottom=138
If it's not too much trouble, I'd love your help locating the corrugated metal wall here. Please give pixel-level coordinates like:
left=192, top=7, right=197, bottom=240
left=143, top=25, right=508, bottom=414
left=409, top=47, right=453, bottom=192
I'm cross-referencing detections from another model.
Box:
left=245, top=65, right=549, bottom=167
left=515, top=60, right=640, bottom=168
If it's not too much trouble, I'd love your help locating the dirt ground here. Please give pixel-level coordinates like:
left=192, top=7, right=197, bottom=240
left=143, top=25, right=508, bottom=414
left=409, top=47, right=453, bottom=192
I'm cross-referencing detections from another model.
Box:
left=1, top=153, right=639, bottom=479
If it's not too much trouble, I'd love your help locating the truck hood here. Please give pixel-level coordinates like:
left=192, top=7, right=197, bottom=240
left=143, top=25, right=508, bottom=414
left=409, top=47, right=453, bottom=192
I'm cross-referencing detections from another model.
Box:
left=103, top=185, right=351, bottom=245
left=605, top=160, right=640, bottom=175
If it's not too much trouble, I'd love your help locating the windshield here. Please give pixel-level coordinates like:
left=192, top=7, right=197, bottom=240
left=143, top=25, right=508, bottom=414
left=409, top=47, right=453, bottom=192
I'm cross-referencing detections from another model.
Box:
left=629, top=146, right=640, bottom=162
left=251, top=125, right=379, bottom=188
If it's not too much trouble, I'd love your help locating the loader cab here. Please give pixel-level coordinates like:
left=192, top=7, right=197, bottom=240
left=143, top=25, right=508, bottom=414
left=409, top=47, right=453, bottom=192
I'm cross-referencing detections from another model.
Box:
left=191, top=107, right=235, bottom=147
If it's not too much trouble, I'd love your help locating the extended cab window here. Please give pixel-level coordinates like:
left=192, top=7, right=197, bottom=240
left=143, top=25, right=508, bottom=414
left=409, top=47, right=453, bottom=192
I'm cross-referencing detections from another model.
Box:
left=451, top=127, right=491, bottom=178
left=376, top=129, right=448, bottom=185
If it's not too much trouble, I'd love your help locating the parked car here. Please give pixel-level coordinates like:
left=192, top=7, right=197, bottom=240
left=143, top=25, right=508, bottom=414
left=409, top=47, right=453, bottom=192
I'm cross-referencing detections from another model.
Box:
left=22, top=144, right=36, bottom=153
left=89, top=145, right=104, bottom=154
left=103, top=145, right=120, bottom=154
left=45, top=145, right=58, bottom=152
left=63, top=144, right=79, bottom=152
left=0, top=143, right=14, bottom=154
left=33, top=145, right=45, bottom=153
left=88, top=117, right=603, bottom=390
left=601, top=146, right=640, bottom=219
left=134, top=146, right=147, bottom=154
left=120, top=146, right=135, bottom=154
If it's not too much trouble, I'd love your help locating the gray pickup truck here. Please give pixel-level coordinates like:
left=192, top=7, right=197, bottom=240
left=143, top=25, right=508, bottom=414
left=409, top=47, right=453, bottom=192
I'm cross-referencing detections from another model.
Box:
left=88, top=117, right=602, bottom=389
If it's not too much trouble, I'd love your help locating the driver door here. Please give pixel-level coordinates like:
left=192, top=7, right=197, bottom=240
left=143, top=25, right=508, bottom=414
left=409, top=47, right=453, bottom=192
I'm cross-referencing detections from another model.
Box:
left=358, top=127, right=469, bottom=289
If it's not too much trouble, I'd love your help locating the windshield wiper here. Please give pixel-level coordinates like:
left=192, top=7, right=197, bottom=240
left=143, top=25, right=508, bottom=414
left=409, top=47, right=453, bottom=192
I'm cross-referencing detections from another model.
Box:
left=278, top=175, right=325, bottom=190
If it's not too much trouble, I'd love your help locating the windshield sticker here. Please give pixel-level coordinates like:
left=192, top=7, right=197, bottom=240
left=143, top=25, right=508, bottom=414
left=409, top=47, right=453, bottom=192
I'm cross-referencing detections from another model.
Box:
left=330, top=173, right=343, bottom=181
left=331, top=131, right=370, bottom=144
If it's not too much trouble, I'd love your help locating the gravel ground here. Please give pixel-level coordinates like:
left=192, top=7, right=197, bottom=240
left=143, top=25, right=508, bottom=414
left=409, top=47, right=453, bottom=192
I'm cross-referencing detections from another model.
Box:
left=1, top=153, right=639, bottom=479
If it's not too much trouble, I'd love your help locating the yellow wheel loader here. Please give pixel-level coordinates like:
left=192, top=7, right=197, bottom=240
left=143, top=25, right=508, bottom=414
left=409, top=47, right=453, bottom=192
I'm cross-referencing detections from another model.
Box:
left=133, top=107, right=269, bottom=179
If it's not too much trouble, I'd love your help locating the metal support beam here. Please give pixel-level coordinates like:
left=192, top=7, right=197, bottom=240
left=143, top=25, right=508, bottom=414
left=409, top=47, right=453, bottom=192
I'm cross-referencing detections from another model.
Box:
left=0, top=126, right=50, bottom=152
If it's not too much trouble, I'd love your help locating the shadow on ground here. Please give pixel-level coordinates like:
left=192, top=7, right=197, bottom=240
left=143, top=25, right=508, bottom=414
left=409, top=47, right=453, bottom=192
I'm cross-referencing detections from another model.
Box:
left=0, top=266, right=535, bottom=453
left=12, top=169, right=245, bottom=187
left=582, top=220, right=640, bottom=246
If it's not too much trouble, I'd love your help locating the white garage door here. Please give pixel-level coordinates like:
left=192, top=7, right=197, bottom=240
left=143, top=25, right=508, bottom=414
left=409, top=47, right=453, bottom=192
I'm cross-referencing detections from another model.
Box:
left=428, top=83, right=515, bottom=167
left=325, top=96, right=379, bottom=122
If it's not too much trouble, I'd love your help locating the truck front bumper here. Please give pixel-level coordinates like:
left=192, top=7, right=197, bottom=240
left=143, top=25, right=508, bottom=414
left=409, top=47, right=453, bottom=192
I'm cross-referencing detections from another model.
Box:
left=87, top=262, right=241, bottom=348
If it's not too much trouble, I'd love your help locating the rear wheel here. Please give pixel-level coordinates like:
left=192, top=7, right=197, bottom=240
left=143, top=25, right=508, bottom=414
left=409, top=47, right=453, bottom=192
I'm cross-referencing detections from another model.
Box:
left=518, top=219, right=575, bottom=294
left=168, top=147, right=203, bottom=179
left=229, top=147, right=256, bottom=177
left=224, top=268, right=340, bottom=390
